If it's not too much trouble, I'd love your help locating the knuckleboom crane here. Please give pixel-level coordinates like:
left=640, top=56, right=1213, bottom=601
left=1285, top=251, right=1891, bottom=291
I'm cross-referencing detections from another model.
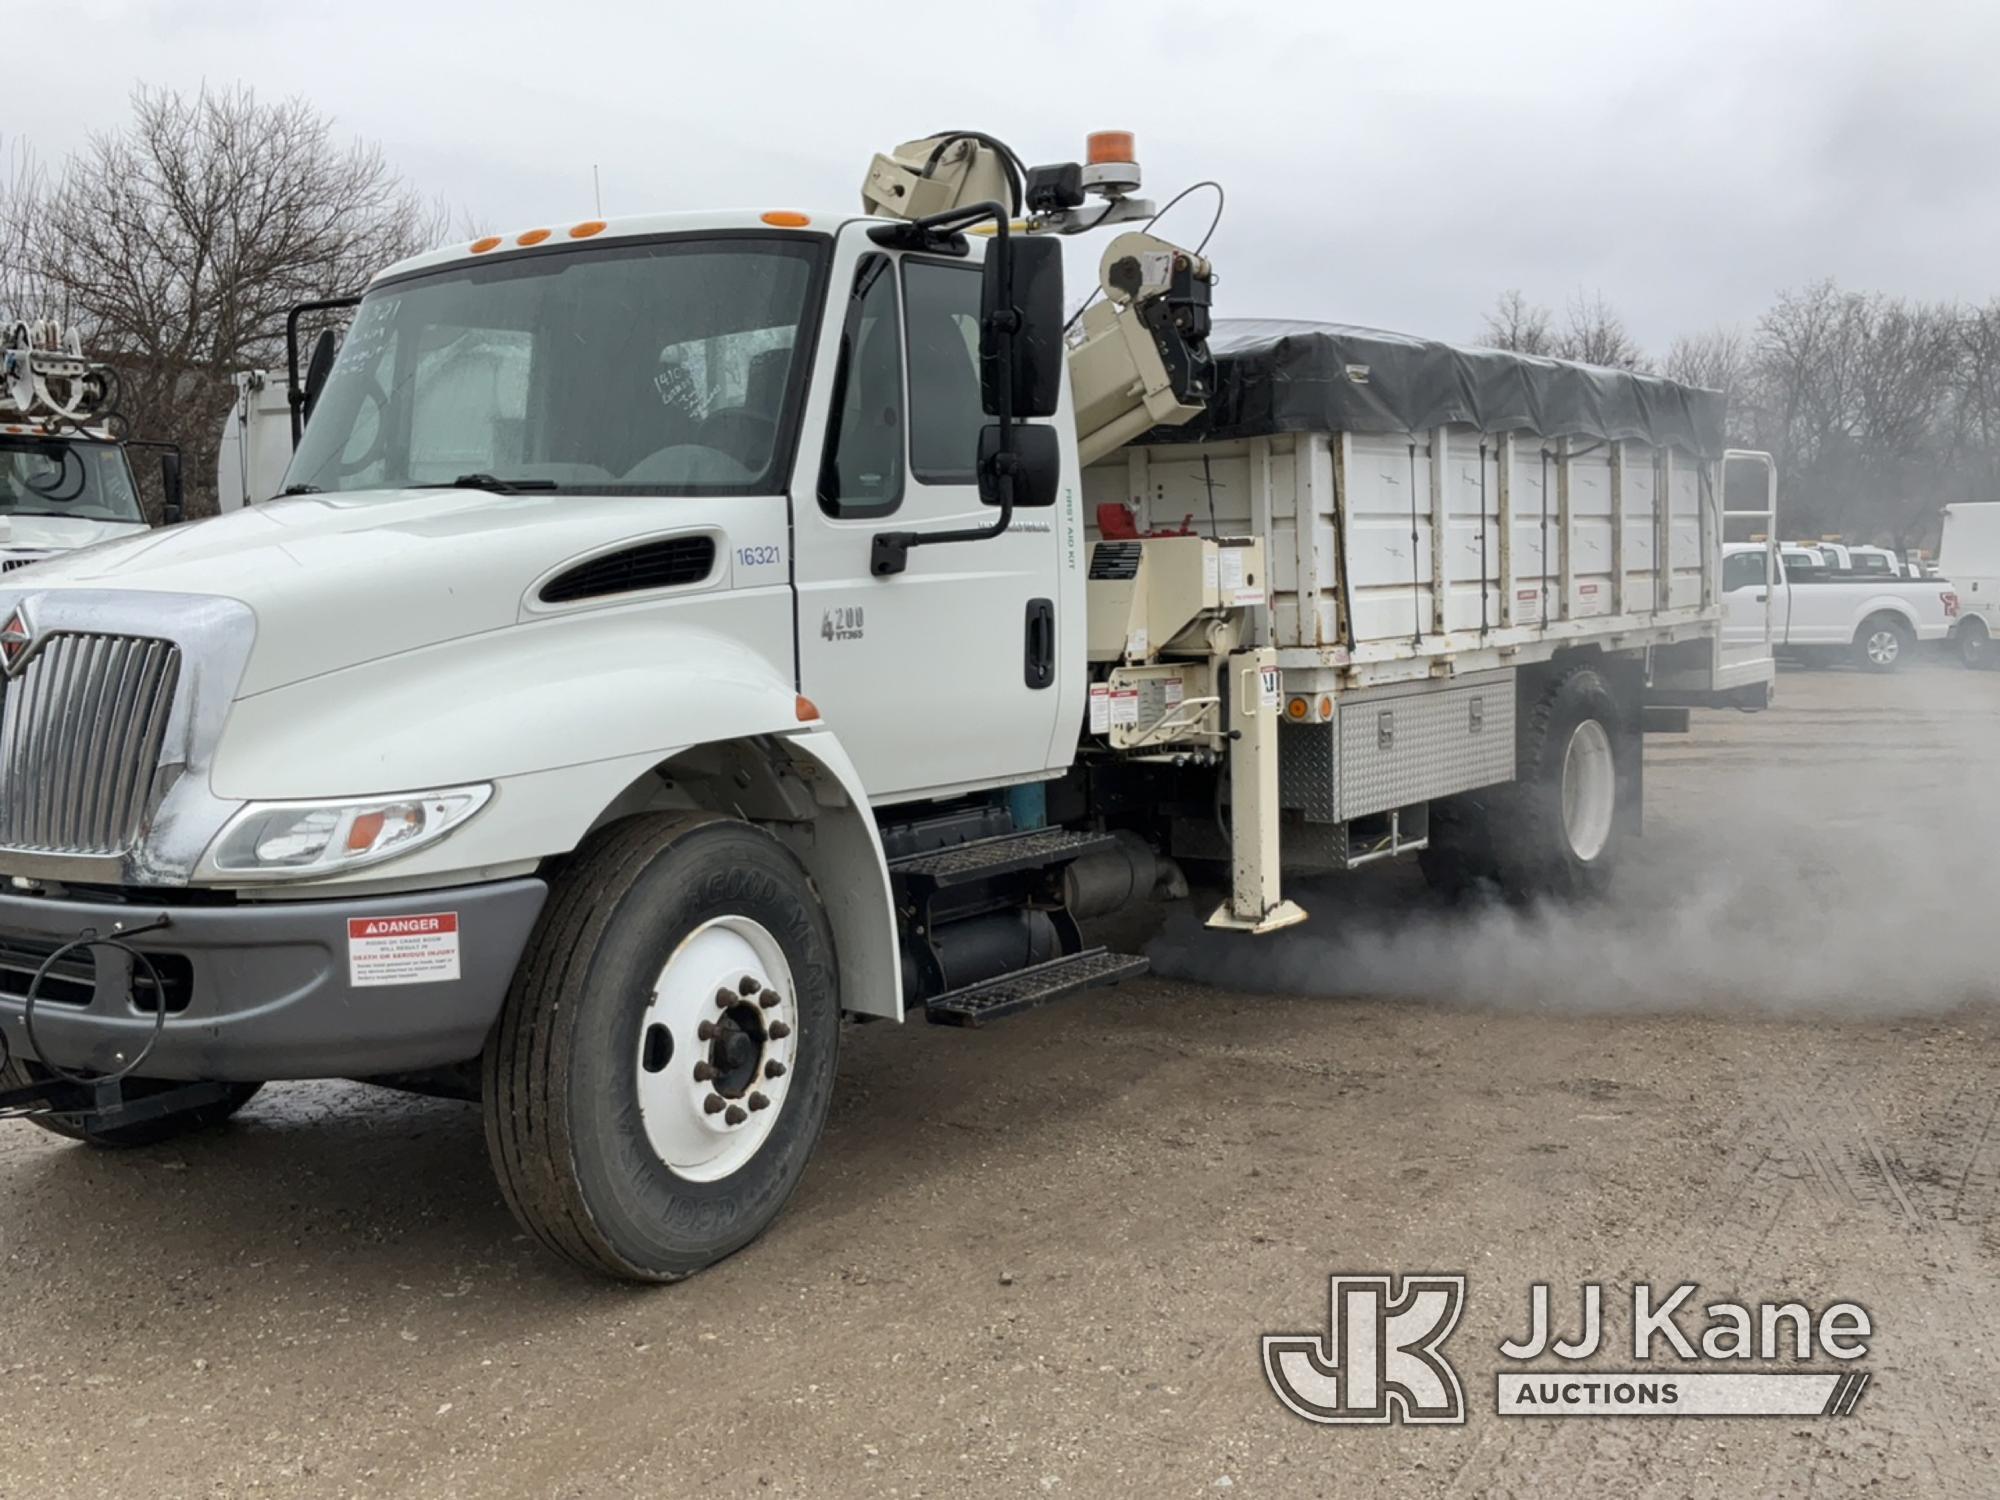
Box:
left=860, top=131, right=1304, bottom=934
left=861, top=129, right=1218, bottom=465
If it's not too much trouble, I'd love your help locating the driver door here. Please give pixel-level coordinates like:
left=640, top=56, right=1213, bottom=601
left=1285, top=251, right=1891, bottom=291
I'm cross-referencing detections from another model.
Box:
left=790, top=230, right=1068, bottom=804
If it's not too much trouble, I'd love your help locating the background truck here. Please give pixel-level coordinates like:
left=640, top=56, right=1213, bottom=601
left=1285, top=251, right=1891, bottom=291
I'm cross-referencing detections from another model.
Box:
left=1940, top=502, right=2000, bottom=668
left=214, top=369, right=294, bottom=512
left=0, top=129, right=1774, bottom=1282
left=1722, top=541, right=1957, bottom=670
left=0, top=321, right=184, bottom=567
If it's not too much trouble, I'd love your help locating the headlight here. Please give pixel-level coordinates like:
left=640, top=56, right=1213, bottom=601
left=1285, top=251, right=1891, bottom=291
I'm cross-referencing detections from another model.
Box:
left=207, top=785, right=492, bottom=879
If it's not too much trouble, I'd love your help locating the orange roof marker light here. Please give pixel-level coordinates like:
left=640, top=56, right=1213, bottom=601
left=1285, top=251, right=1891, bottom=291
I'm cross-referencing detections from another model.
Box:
left=761, top=211, right=812, bottom=228
left=469, top=236, right=502, bottom=254
left=1086, top=130, right=1136, bottom=167
left=569, top=220, right=607, bottom=239
left=516, top=228, right=552, bottom=246
left=1082, top=131, right=1141, bottom=198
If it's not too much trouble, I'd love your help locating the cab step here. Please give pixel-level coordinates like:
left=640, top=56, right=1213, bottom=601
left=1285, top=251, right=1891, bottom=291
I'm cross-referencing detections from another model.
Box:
left=889, top=828, right=1115, bottom=894
left=923, top=946, right=1150, bottom=1028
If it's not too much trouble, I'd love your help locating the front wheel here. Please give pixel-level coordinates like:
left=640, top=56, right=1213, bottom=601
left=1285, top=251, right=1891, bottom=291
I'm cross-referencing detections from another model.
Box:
left=1854, top=616, right=1913, bottom=672
left=483, top=813, right=840, bottom=1282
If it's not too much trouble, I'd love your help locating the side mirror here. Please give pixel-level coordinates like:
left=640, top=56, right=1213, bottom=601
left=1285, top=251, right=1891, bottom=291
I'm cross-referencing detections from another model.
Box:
left=978, top=423, right=1060, bottom=509
left=159, top=448, right=184, bottom=525
left=980, top=234, right=1064, bottom=420
left=302, top=327, right=340, bottom=427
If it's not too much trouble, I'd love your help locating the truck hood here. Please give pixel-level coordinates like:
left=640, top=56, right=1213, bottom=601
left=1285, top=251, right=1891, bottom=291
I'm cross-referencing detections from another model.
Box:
left=3, top=490, right=723, bottom=695
left=0, top=513, right=149, bottom=556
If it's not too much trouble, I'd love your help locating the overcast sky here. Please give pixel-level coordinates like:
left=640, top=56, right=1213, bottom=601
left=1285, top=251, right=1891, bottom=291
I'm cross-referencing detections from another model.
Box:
left=16, top=0, right=2000, bottom=352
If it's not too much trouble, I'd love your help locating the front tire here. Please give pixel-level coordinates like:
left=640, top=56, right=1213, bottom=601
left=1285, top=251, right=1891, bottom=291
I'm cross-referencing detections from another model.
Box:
left=484, top=813, right=840, bottom=1282
left=0, top=1058, right=262, bottom=1148
left=1855, top=615, right=1913, bottom=672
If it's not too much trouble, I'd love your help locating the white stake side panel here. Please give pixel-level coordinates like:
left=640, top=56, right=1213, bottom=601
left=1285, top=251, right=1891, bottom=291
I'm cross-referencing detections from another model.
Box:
left=1082, top=426, right=1720, bottom=681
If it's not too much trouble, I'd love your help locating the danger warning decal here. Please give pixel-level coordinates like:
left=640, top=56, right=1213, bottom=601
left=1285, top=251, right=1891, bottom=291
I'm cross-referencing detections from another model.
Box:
left=346, top=911, right=461, bottom=989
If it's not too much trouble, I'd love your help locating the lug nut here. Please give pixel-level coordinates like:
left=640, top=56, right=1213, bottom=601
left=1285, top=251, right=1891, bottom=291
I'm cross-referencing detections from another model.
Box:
left=703, top=1094, right=726, bottom=1115
left=692, top=1061, right=716, bottom=1082
left=715, top=987, right=736, bottom=1009
left=759, top=991, right=781, bottom=1010
left=748, top=1092, right=770, bottom=1111
left=697, top=1020, right=719, bottom=1041
left=738, top=975, right=761, bottom=996
left=724, top=1104, right=747, bottom=1125
left=763, top=1060, right=786, bottom=1079
left=767, top=1021, right=791, bottom=1040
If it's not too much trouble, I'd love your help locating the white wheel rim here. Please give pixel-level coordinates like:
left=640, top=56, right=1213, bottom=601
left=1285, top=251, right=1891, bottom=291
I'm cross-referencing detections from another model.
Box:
left=634, top=915, right=798, bottom=1183
left=1560, top=719, right=1616, bottom=863
left=1867, top=629, right=1899, bottom=664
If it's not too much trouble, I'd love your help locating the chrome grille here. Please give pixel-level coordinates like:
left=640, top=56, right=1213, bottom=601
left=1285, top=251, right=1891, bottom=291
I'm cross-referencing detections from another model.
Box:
left=0, top=632, right=180, bottom=854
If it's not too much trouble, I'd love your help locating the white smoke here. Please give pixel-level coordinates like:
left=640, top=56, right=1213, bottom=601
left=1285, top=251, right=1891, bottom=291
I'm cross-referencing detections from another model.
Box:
left=1145, top=669, right=1999, bottom=1016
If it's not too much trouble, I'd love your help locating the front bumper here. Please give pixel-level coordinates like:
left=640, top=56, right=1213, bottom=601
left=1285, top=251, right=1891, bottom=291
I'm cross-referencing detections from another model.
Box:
left=0, top=878, right=547, bottom=1082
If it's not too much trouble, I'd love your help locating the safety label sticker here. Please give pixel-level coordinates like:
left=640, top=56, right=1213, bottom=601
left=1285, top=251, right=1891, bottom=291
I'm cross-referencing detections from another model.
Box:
left=1089, top=682, right=1111, bottom=733
left=347, top=912, right=461, bottom=988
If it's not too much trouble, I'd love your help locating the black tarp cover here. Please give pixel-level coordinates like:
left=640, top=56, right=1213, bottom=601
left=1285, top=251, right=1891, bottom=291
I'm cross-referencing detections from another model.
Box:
left=1149, top=318, right=1727, bottom=459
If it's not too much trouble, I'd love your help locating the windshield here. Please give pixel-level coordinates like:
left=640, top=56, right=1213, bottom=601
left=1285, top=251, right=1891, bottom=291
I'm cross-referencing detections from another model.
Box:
left=286, top=235, right=826, bottom=497
left=0, top=437, right=145, bottom=524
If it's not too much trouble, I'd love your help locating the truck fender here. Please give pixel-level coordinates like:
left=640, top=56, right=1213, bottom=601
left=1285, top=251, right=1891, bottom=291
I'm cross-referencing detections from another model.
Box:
left=209, top=622, right=904, bottom=1019
left=1850, top=595, right=1919, bottom=632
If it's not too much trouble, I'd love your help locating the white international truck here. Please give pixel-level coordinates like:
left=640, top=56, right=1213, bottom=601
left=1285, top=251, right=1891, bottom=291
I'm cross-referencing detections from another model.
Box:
left=1, top=322, right=182, bottom=568
left=0, top=131, right=1777, bottom=1281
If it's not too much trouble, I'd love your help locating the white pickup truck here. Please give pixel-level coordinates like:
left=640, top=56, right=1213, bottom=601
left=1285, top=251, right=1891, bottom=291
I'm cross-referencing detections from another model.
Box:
left=1723, top=542, right=1958, bottom=670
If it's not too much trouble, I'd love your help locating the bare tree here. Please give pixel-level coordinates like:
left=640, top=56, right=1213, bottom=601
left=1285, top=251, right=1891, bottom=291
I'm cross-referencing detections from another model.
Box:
left=1554, top=290, right=1647, bottom=371
left=1481, top=288, right=1646, bottom=369
left=4, top=85, right=445, bottom=516
left=1481, top=289, right=1556, bottom=355
left=1663, top=326, right=1747, bottom=400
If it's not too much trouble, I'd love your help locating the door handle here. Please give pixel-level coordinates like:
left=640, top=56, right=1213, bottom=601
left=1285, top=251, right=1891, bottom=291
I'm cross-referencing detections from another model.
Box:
left=1024, top=598, right=1055, bottom=690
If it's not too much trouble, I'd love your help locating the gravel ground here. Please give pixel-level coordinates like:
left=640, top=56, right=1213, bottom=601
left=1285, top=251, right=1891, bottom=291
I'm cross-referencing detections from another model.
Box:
left=2, top=660, right=1996, bottom=1498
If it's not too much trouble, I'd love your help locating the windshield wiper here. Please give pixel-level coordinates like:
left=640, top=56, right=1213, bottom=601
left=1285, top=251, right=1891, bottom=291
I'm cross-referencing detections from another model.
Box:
left=282, top=483, right=322, bottom=495
left=424, top=473, right=560, bottom=494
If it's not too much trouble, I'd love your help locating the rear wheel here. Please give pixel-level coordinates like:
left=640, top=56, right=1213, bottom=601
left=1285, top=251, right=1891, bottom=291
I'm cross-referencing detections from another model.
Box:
left=484, top=813, right=840, bottom=1282
left=1960, top=619, right=1995, bottom=671
left=1854, top=615, right=1913, bottom=672
left=1420, top=666, right=1628, bottom=901
left=0, top=1058, right=262, bottom=1147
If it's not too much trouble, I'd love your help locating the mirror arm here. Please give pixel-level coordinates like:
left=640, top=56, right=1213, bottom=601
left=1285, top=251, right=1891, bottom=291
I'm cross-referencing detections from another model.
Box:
left=872, top=203, right=1015, bottom=578
left=285, top=294, right=362, bottom=448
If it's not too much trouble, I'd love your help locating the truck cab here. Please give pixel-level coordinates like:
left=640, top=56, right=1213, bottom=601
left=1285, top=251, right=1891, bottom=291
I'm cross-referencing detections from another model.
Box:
left=1, top=324, right=183, bottom=568
left=0, top=427, right=154, bottom=569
